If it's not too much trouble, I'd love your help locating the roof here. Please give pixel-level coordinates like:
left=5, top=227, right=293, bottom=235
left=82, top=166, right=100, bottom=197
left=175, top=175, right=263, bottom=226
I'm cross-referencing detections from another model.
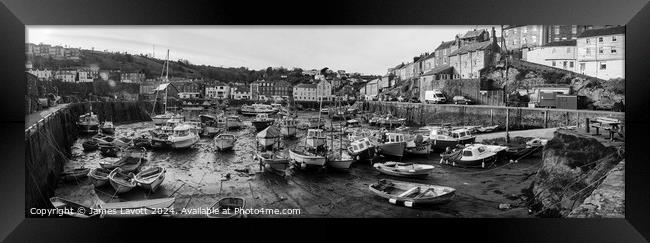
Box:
left=393, top=63, right=405, bottom=69
left=462, top=29, right=487, bottom=39
left=448, top=41, right=496, bottom=56
left=435, top=40, right=456, bottom=51
left=578, top=26, right=625, bottom=38
left=154, top=83, right=171, bottom=91
left=422, top=65, right=454, bottom=76
left=295, top=83, right=317, bottom=89
left=234, top=85, right=249, bottom=92
left=542, top=39, right=577, bottom=47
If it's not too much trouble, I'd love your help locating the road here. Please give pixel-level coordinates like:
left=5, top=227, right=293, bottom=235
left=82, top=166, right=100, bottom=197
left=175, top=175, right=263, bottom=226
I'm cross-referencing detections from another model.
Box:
left=25, top=103, right=70, bottom=130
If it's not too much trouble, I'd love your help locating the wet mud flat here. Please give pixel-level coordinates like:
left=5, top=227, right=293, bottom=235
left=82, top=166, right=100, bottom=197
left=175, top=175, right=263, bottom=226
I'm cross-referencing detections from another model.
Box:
left=55, top=112, right=541, bottom=218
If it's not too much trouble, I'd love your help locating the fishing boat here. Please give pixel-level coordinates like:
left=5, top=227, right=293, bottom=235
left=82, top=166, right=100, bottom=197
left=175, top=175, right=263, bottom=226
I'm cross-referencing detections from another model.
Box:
left=88, top=167, right=111, bottom=187
left=326, top=150, right=355, bottom=169
left=108, top=167, right=137, bottom=194
left=441, top=144, right=507, bottom=168
left=373, top=162, right=435, bottom=178
left=49, top=197, right=99, bottom=218
left=256, top=152, right=293, bottom=177
left=305, top=129, right=326, bottom=149
left=427, top=127, right=476, bottom=150
left=375, top=133, right=407, bottom=158
left=134, top=166, right=166, bottom=192
left=240, top=103, right=277, bottom=116
left=405, top=134, right=431, bottom=156
left=151, top=51, right=183, bottom=126
left=207, top=197, right=246, bottom=218
left=289, top=148, right=327, bottom=168
left=98, top=197, right=175, bottom=217
left=279, top=118, right=298, bottom=137
left=168, top=124, right=199, bottom=149
left=77, top=107, right=100, bottom=134
left=149, top=130, right=171, bottom=148
left=82, top=139, right=99, bottom=151
left=348, top=137, right=376, bottom=161
left=252, top=113, right=275, bottom=132
left=224, top=115, right=243, bottom=130
left=377, top=115, right=406, bottom=128
left=214, top=133, right=237, bottom=151
left=152, top=112, right=184, bottom=126
left=307, top=117, right=325, bottom=128
left=369, top=179, right=456, bottom=207
left=100, top=121, right=115, bottom=134
left=61, top=167, right=90, bottom=181
left=256, top=125, right=280, bottom=149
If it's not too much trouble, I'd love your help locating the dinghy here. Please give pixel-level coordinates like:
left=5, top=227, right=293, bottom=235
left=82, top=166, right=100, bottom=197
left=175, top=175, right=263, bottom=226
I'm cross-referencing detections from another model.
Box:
left=82, top=140, right=99, bottom=151
left=214, top=133, right=237, bottom=151
left=289, top=148, right=326, bottom=168
left=134, top=166, right=166, bottom=192
left=369, top=179, right=455, bottom=207
left=207, top=197, right=246, bottom=218
left=61, top=167, right=90, bottom=182
left=49, top=197, right=99, bottom=218
left=99, top=151, right=143, bottom=173
left=373, top=162, right=435, bottom=178
left=108, top=167, right=137, bottom=194
left=88, top=167, right=111, bottom=187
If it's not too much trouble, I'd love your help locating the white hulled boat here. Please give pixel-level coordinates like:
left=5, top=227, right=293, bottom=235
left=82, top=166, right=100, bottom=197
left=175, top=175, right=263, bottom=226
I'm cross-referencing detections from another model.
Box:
left=214, top=133, right=236, bottom=151
left=376, top=133, right=406, bottom=158
left=168, top=124, right=199, bottom=149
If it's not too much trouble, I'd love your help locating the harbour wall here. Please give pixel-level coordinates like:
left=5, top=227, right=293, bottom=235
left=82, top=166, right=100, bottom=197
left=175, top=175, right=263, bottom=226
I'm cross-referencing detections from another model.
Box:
left=25, top=101, right=152, bottom=214
left=363, top=101, right=624, bottom=129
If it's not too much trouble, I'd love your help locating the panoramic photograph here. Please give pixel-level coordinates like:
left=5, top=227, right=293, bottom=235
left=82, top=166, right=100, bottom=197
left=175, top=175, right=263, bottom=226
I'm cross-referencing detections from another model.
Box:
left=24, top=25, right=625, bottom=218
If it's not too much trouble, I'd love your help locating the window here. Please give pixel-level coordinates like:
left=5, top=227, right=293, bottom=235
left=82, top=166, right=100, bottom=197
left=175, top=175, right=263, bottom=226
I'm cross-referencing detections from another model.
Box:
left=580, top=63, right=586, bottom=72
left=552, top=61, right=556, bottom=66
left=554, top=37, right=560, bottom=41
left=600, top=62, right=607, bottom=70
left=571, top=25, right=577, bottom=34
left=563, top=61, right=568, bottom=69
left=569, top=61, right=574, bottom=68
left=611, top=47, right=617, bottom=54
left=598, top=37, right=603, bottom=42
left=554, top=25, right=560, bottom=35
left=612, top=36, right=617, bottom=42
left=599, top=47, right=604, bottom=54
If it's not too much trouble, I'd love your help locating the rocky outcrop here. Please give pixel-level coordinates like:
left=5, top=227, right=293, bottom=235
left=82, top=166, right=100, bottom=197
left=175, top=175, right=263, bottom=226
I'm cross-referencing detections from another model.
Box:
left=530, top=129, right=624, bottom=217
left=568, top=160, right=625, bottom=218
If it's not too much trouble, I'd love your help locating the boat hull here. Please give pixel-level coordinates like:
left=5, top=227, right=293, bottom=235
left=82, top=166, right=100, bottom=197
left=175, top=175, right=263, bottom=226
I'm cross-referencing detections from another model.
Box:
left=169, top=135, right=199, bottom=149
left=78, top=123, right=99, bottom=133
left=101, top=127, right=115, bottom=134
left=289, top=150, right=326, bottom=167
left=257, top=137, right=276, bottom=148
left=135, top=171, right=165, bottom=192
left=369, top=180, right=456, bottom=207
left=376, top=142, right=406, bottom=157
left=280, top=126, right=297, bottom=137
left=373, top=163, right=434, bottom=178
left=306, top=137, right=326, bottom=149
left=327, top=159, right=354, bottom=169
left=215, top=139, right=236, bottom=151
left=406, top=143, right=431, bottom=155
left=252, top=121, right=274, bottom=131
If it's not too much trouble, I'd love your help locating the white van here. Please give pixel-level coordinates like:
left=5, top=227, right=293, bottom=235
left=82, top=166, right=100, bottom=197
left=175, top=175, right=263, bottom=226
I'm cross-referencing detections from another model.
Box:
left=424, top=90, right=446, bottom=104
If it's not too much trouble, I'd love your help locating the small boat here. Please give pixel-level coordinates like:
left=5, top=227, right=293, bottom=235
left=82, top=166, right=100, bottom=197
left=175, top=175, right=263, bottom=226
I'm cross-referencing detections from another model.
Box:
left=100, top=121, right=115, bottom=134
left=476, top=125, right=499, bottom=133
left=289, top=148, right=327, bottom=168
left=256, top=126, right=279, bottom=149
left=108, top=167, right=137, bottom=194
left=279, top=118, right=298, bottom=137
left=88, top=167, right=111, bottom=187
left=61, top=167, right=90, bottom=181
left=346, top=119, right=360, bottom=127
left=215, top=133, right=237, bottom=151
left=240, top=103, right=277, bottom=116
left=373, top=162, right=435, bottom=178
left=224, top=115, right=243, bottom=130
left=375, top=133, right=406, bottom=158
left=305, top=129, right=326, bottom=149
left=77, top=110, right=100, bottom=134
left=82, top=139, right=99, bottom=151
left=207, top=197, right=246, bottom=218
left=256, top=152, right=293, bottom=177
left=326, top=150, right=355, bottom=169
left=152, top=112, right=184, bottom=126
left=99, top=148, right=144, bottom=172
left=441, top=144, right=507, bottom=168
left=168, top=124, right=199, bottom=149
left=369, top=179, right=456, bottom=207
left=307, top=117, right=325, bottom=129
left=98, top=197, right=175, bottom=217
left=348, top=138, right=376, bottom=161
left=49, top=197, right=99, bottom=218
left=134, top=166, right=166, bottom=192
left=252, top=113, right=275, bottom=132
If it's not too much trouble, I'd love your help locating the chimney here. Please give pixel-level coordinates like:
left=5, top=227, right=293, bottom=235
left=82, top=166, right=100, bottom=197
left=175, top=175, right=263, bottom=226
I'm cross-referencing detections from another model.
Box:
left=456, top=35, right=461, bottom=48
left=492, top=27, right=497, bottom=44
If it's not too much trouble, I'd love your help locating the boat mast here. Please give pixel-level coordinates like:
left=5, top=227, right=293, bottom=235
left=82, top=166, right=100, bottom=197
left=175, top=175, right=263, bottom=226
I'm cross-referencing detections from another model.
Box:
left=164, top=49, right=169, bottom=113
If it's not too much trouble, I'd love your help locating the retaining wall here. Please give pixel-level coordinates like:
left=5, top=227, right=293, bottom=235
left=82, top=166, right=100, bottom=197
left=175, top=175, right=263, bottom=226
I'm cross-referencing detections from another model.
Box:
left=363, top=101, right=624, bottom=129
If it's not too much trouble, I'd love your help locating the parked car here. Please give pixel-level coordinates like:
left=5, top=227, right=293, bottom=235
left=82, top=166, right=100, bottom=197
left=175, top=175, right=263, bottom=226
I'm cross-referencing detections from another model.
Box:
left=453, top=96, right=472, bottom=105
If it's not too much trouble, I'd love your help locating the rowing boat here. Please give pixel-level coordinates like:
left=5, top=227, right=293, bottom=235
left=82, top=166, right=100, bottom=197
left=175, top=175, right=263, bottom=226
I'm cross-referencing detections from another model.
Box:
left=88, top=167, right=111, bottom=187
left=108, top=168, right=137, bottom=194
left=207, top=197, right=246, bottom=218
left=373, top=162, right=434, bottom=178
left=368, top=179, right=455, bottom=207
left=134, top=166, right=166, bottom=192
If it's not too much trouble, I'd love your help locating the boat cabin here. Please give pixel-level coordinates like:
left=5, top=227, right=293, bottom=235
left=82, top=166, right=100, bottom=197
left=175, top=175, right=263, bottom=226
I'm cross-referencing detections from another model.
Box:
left=256, top=113, right=270, bottom=120
left=451, top=129, right=472, bottom=139
left=173, top=124, right=193, bottom=136
left=461, top=145, right=493, bottom=160
left=282, top=119, right=297, bottom=126
left=227, top=115, right=242, bottom=122
left=384, top=133, right=405, bottom=144
left=350, top=138, right=373, bottom=152
left=307, top=129, right=324, bottom=138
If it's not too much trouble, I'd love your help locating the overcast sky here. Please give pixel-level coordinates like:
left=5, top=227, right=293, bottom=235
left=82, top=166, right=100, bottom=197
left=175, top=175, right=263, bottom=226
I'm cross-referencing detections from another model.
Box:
left=27, top=26, right=500, bottom=75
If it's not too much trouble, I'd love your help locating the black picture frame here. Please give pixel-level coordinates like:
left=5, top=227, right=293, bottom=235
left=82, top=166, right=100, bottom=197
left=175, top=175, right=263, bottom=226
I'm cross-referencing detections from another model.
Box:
left=1, top=0, right=648, bottom=241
